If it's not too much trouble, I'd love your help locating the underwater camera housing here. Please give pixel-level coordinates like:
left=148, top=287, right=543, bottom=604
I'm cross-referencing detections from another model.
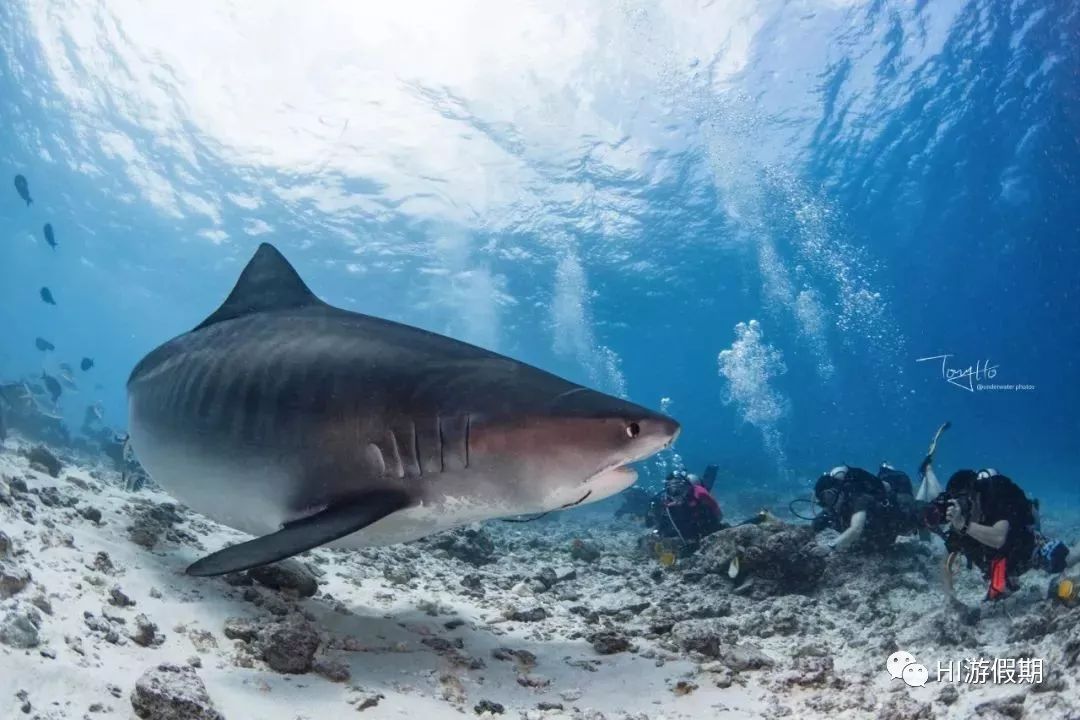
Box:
left=924, top=492, right=972, bottom=527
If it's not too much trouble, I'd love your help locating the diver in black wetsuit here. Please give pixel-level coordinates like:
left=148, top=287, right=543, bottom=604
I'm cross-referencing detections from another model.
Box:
left=811, top=464, right=921, bottom=554
left=935, top=468, right=1071, bottom=600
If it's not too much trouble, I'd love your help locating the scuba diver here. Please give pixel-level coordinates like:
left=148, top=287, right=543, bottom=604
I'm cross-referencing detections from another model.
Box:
left=810, top=463, right=921, bottom=554
left=912, top=422, right=1080, bottom=602
left=616, top=463, right=721, bottom=522
left=644, top=469, right=723, bottom=552
left=805, top=422, right=951, bottom=554
left=929, top=466, right=1072, bottom=600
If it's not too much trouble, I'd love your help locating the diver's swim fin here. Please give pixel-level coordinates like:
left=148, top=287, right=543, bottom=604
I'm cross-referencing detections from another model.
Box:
left=919, top=421, right=951, bottom=475
left=927, top=421, right=951, bottom=458
left=186, top=489, right=411, bottom=576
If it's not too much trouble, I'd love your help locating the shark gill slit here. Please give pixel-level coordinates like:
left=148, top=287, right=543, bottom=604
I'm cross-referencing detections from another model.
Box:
left=411, top=420, right=422, bottom=477
left=437, top=415, right=445, bottom=473
left=387, top=428, right=404, bottom=479
left=366, top=442, right=385, bottom=477
left=395, top=422, right=419, bottom=478
left=464, top=414, right=470, bottom=468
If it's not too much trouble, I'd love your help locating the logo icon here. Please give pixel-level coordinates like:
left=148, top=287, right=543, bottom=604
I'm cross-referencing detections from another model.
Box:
left=886, top=650, right=929, bottom=687
left=902, top=663, right=929, bottom=687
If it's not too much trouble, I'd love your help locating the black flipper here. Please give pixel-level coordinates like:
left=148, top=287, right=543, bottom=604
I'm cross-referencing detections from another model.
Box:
left=192, top=243, right=324, bottom=331
left=186, top=489, right=412, bottom=576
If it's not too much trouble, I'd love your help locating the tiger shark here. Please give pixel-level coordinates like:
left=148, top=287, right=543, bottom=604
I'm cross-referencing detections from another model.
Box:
left=127, top=243, right=679, bottom=577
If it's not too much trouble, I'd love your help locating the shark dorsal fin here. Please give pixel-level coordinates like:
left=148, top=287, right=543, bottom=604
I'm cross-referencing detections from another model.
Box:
left=193, top=243, right=321, bottom=331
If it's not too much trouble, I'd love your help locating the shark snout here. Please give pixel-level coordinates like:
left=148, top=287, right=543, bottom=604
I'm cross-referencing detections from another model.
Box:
left=659, top=416, right=681, bottom=447
left=580, top=412, right=678, bottom=504
left=632, top=412, right=681, bottom=461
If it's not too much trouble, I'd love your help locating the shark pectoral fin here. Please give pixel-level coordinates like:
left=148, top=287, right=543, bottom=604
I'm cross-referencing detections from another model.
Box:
left=185, top=489, right=412, bottom=577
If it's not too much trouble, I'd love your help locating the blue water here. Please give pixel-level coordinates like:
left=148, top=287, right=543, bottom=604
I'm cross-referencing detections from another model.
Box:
left=1, top=1, right=1077, bottom=509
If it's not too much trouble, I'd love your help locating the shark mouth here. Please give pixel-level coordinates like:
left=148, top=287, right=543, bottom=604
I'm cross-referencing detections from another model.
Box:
left=506, top=425, right=676, bottom=524
left=568, top=463, right=640, bottom=508
left=585, top=463, right=639, bottom=499
left=505, top=465, right=637, bottom=525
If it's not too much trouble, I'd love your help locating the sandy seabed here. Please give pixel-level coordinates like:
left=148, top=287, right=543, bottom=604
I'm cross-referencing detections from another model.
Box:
left=1, top=434, right=1078, bottom=720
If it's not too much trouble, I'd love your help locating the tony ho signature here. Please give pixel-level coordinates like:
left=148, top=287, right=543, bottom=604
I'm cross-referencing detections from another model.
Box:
left=917, top=354, right=1001, bottom=392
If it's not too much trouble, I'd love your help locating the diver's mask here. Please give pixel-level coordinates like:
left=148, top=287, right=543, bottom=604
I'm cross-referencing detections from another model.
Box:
left=665, top=472, right=692, bottom=501
left=814, top=469, right=845, bottom=512
left=817, top=487, right=840, bottom=510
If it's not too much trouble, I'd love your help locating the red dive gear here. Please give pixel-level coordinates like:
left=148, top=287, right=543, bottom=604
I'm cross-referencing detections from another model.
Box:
left=987, top=557, right=1008, bottom=600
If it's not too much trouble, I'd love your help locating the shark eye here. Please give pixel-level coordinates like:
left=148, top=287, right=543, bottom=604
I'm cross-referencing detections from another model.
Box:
left=626, top=422, right=641, bottom=439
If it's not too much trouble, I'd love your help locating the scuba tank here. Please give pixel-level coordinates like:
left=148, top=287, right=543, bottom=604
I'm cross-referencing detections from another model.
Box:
left=1048, top=577, right=1080, bottom=607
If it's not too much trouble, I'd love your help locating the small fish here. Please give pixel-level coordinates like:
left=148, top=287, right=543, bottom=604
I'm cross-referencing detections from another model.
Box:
left=81, top=357, right=95, bottom=371
left=40, top=287, right=56, bottom=305
left=84, top=402, right=104, bottom=426
left=57, top=366, right=79, bottom=392
left=43, top=223, right=57, bottom=249
left=728, top=555, right=741, bottom=579
left=41, top=371, right=62, bottom=403
left=14, top=174, right=32, bottom=206
left=35, top=337, right=55, bottom=352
